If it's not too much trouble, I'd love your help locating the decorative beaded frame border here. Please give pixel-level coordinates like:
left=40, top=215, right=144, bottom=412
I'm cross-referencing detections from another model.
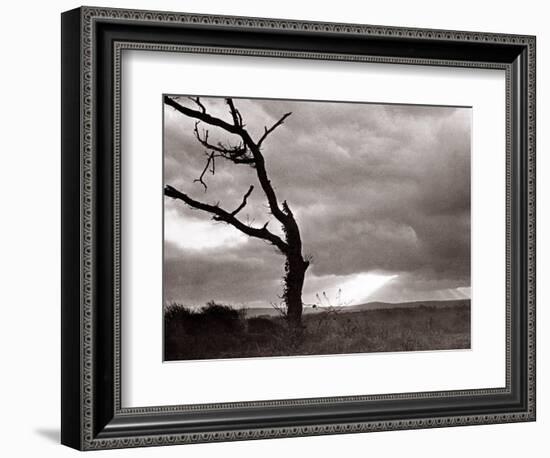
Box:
left=74, top=6, right=535, bottom=450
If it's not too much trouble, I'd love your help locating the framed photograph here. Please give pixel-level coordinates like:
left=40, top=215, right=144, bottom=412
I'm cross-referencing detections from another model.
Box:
left=61, top=6, right=536, bottom=450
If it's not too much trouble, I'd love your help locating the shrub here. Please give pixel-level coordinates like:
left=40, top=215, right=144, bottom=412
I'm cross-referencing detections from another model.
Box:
left=247, top=316, right=283, bottom=334
left=200, top=301, right=244, bottom=321
left=164, top=303, right=194, bottom=322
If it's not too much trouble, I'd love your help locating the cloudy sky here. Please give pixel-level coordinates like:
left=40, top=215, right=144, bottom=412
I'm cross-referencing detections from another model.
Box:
left=163, top=96, right=471, bottom=308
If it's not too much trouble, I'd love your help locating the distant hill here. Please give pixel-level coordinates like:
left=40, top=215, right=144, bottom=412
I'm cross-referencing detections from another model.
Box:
left=347, top=298, right=470, bottom=312
left=243, top=299, right=470, bottom=318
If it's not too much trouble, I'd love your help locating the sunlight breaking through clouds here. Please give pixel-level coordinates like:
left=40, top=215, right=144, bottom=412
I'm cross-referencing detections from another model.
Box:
left=303, top=272, right=398, bottom=307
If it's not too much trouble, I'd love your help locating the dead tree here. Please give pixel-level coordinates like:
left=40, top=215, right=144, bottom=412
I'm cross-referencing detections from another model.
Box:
left=164, top=96, right=310, bottom=329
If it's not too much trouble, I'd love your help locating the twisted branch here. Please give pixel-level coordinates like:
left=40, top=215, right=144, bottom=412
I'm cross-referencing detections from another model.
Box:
left=258, top=112, right=292, bottom=147
left=188, top=96, right=206, bottom=113
left=231, top=185, right=254, bottom=216
left=194, top=151, right=216, bottom=191
left=226, top=98, right=243, bottom=127
left=193, top=122, right=253, bottom=165
left=164, top=95, right=291, bottom=225
left=165, top=184, right=288, bottom=253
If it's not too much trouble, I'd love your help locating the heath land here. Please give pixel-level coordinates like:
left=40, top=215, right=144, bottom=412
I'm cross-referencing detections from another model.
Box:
left=164, top=299, right=470, bottom=360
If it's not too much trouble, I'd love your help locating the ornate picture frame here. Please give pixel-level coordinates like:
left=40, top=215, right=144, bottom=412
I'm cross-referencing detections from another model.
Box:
left=61, top=6, right=536, bottom=450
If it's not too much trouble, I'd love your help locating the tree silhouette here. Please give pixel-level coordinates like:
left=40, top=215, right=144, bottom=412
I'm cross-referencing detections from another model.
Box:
left=164, top=96, right=310, bottom=329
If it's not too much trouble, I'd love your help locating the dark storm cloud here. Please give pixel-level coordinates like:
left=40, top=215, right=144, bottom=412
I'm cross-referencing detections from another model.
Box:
left=164, top=240, right=285, bottom=306
left=163, top=96, right=471, bottom=306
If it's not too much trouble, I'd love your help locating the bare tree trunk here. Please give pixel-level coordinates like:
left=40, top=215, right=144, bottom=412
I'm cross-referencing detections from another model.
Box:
left=284, top=254, right=309, bottom=329
left=281, top=202, right=309, bottom=329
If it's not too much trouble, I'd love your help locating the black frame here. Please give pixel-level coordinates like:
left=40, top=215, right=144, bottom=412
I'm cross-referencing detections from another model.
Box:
left=61, top=6, right=536, bottom=450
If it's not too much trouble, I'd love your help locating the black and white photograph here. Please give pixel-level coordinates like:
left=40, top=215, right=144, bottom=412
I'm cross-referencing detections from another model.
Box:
left=52, top=2, right=539, bottom=453
left=163, top=95, right=472, bottom=361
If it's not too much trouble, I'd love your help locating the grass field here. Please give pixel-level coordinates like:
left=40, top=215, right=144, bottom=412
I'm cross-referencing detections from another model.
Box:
left=164, top=300, right=470, bottom=361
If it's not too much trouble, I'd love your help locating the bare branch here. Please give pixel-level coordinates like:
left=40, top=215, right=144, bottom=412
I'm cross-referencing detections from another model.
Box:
left=193, top=122, right=225, bottom=154
left=231, top=185, right=254, bottom=216
left=164, top=184, right=288, bottom=253
left=165, top=95, right=240, bottom=135
left=164, top=95, right=289, bottom=225
left=188, top=96, right=206, bottom=113
left=226, top=98, right=243, bottom=127
left=193, top=151, right=216, bottom=191
left=258, top=112, right=292, bottom=147
left=193, top=122, right=254, bottom=165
